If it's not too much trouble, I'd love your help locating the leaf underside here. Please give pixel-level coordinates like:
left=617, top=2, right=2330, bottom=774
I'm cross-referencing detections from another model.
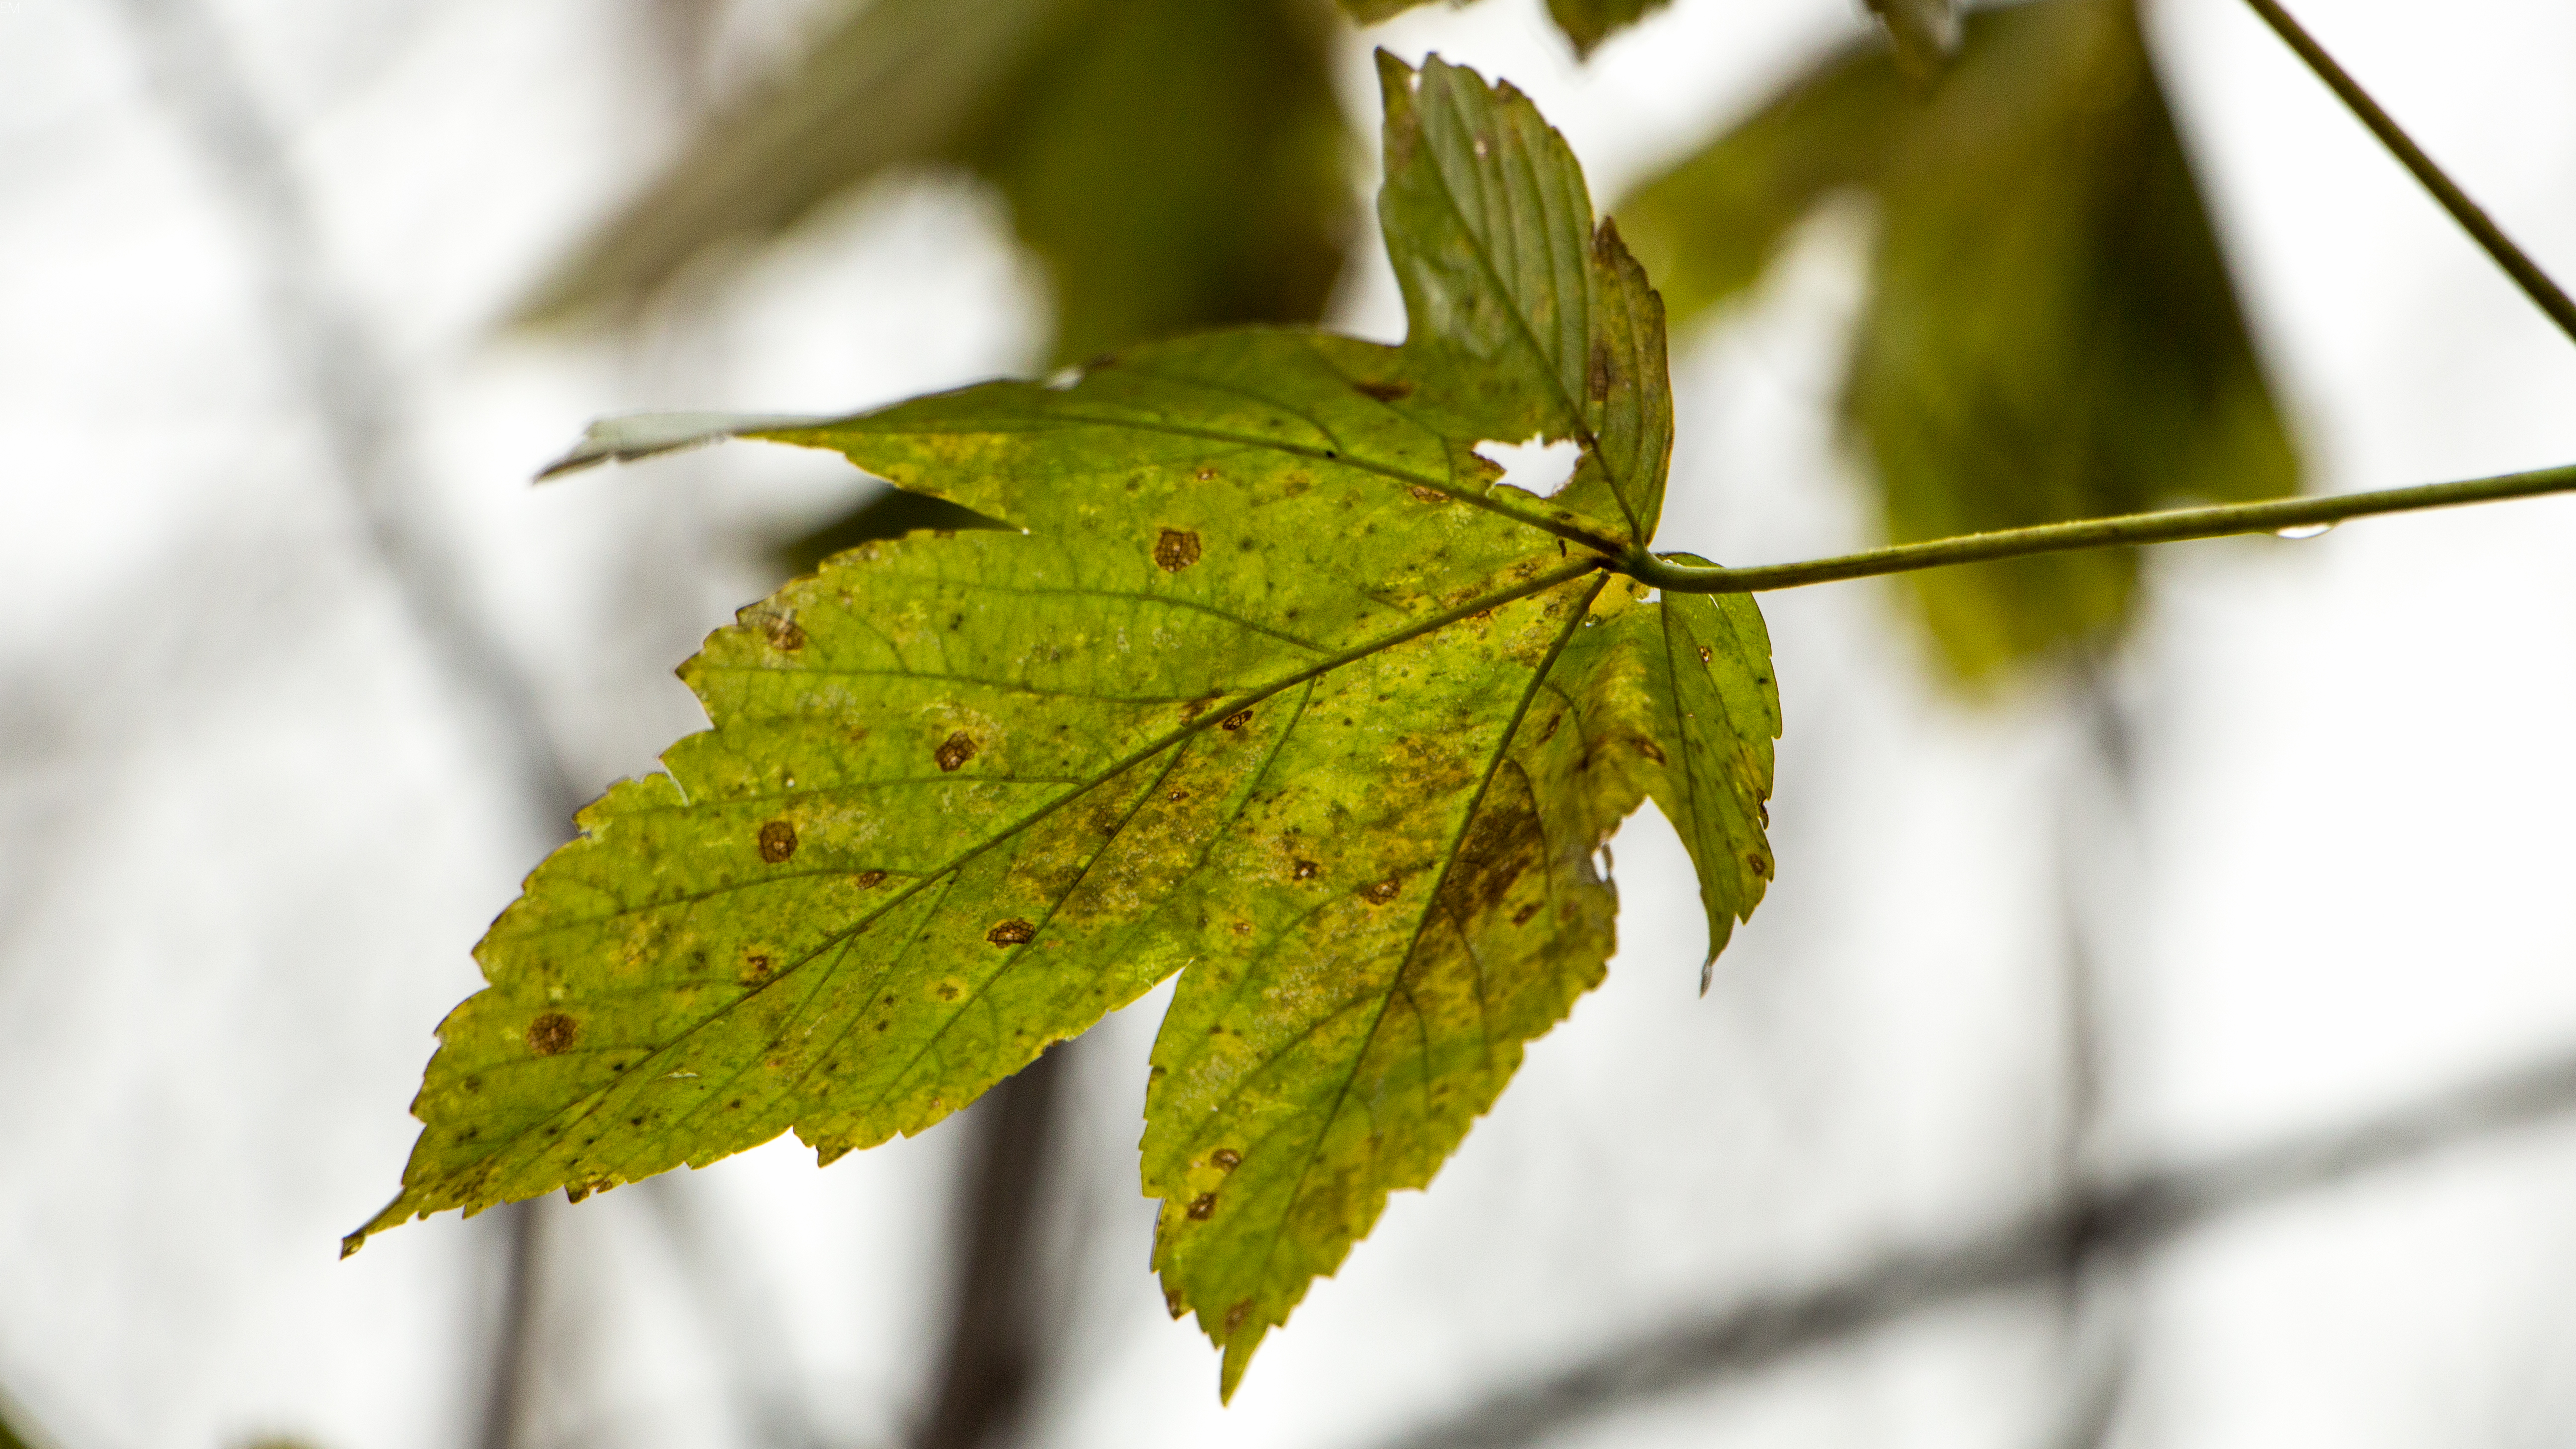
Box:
left=361, top=55, right=1778, bottom=1401
left=1617, top=0, right=2298, bottom=684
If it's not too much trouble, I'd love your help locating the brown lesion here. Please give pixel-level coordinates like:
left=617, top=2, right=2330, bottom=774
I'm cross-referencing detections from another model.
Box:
left=1353, top=379, right=1413, bottom=402
left=526, top=1013, right=579, bottom=1056
left=1219, top=709, right=1253, bottom=731
left=933, top=731, right=978, bottom=772
left=1439, top=793, right=1546, bottom=921
left=1187, top=1192, right=1218, bottom=1220
left=759, top=613, right=805, bottom=652
left=986, top=918, right=1036, bottom=946
left=756, top=819, right=798, bottom=863
left=1153, top=528, right=1203, bottom=572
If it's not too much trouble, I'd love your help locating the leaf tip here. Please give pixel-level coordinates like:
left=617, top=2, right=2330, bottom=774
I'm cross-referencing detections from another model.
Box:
left=532, top=410, right=824, bottom=483
left=1218, top=1329, right=1265, bottom=1404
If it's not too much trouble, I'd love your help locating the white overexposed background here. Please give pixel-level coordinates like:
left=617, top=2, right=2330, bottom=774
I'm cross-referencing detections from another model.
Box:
left=3, top=0, right=2575, bottom=1447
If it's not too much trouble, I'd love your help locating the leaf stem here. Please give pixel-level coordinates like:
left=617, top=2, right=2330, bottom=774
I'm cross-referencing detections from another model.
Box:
left=2238, top=0, right=2576, bottom=349
left=1627, top=461, right=2576, bottom=594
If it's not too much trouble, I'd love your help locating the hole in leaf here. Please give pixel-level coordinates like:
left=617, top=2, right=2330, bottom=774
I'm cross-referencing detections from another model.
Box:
left=1473, top=436, right=1582, bottom=497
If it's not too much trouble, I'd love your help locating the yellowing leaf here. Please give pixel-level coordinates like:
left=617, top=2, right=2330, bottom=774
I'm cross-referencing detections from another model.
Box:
left=359, top=56, right=1780, bottom=1400
left=1619, top=0, right=2300, bottom=684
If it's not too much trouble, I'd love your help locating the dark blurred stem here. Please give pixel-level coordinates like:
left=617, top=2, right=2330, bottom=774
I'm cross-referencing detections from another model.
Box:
left=1361, top=1041, right=2576, bottom=1449
left=2237, top=0, right=2576, bottom=349
left=1630, top=461, right=2576, bottom=595
left=2039, top=670, right=2139, bottom=1449
left=110, top=5, right=585, bottom=1446
left=477, top=1202, right=545, bottom=1449
left=917, top=1046, right=1071, bottom=1449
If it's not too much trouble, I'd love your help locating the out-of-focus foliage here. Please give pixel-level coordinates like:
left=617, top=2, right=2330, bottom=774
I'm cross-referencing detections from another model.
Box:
left=1620, top=0, right=2300, bottom=684
left=361, top=57, right=1778, bottom=1400
left=1863, top=0, right=1962, bottom=82
left=522, top=0, right=1354, bottom=369
left=1336, top=0, right=1673, bottom=57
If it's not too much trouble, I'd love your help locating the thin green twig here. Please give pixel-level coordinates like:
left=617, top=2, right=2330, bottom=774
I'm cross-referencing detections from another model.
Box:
left=1626, top=461, right=2576, bottom=594
left=2239, top=0, right=2576, bottom=349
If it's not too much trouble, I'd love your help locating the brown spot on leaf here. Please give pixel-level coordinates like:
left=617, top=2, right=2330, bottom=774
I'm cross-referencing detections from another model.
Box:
left=527, top=1013, right=578, bottom=1056
left=1410, top=485, right=1449, bottom=504
left=1231, top=919, right=1252, bottom=937
left=1362, top=878, right=1402, bottom=905
left=1698, top=644, right=1714, bottom=665
left=1154, top=528, right=1202, bottom=572
left=1637, top=738, right=1667, bottom=764
left=1442, top=796, right=1546, bottom=920
left=934, top=731, right=978, bottom=772
left=854, top=869, right=886, bottom=888
left=757, top=819, right=798, bottom=863
left=1212, top=1148, right=1241, bottom=1171
left=1219, top=709, right=1253, bottom=731
left=1291, top=859, right=1319, bottom=881
left=1589, top=339, right=1614, bottom=401
left=1194, top=466, right=1217, bottom=481
left=987, top=918, right=1036, bottom=946
left=1512, top=902, right=1543, bottom=926
left=1224, top=1300, right=1251, bottom=1333
left=1188, top=1193, right=1217, bottom=1220
left=1167, top=788, right=1191, bottom=803
left=1353, top=379, right=1413, bottom=402
left=762, top=614, right=805, bottom=652
left=741, top=953, right=773, bottom=982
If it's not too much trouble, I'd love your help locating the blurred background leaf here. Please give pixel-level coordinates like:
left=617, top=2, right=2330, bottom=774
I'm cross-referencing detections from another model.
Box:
left=1334, top=0, right=1671, bottom=57
left=1620, top=0, right=2301, bottom=686
left=524, top=0, right=1356, bottom=563
left=1864, top=0, right=1962, bottom=82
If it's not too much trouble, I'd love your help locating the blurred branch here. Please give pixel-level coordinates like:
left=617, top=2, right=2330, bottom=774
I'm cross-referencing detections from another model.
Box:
left=1361, top=1045, right=2576, bottom=1449
left=475, top=1202, right=544, bottom=1449
left=109, top=0, right=584, bottom=833
left=917, top=1046, right=1072, bottom=1449
left=108, top=4, right=590, bottom=1445
left=2238, top=0, right=2576, bottom=349
left=2035, top=671, right=2140, bottom=1449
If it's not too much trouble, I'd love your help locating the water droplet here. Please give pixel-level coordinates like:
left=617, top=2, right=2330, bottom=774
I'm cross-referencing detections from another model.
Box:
left=2274, top=522, right=2334, bottom=540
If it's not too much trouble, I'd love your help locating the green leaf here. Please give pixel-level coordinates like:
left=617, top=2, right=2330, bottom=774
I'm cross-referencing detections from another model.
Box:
left=522, top=0, right=1354, bottom=368
left=1618, top=0, right=2299, bottom=684
left=358, top=55, right=1779, bottom=1399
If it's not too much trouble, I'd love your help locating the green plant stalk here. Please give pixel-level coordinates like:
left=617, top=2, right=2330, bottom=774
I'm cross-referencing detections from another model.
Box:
left=2239, top=0, right=2576, bottom=349
left=1627, top=461, right=2576, bottom=594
